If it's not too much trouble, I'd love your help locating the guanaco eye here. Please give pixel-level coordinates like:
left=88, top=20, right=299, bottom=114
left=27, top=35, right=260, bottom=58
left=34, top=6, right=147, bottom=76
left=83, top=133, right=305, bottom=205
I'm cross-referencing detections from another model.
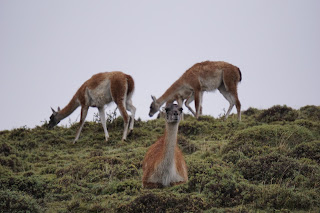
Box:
left=179, top=108, right=183, bottom=112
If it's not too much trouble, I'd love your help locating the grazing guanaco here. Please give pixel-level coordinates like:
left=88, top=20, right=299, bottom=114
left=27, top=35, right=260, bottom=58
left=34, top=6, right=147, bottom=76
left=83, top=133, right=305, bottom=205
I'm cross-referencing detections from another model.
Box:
left=48, top=71, right=136, bottom=143
left=142, top=104, right=188, bottom=188
left=149, top=61, right=242, bottom=120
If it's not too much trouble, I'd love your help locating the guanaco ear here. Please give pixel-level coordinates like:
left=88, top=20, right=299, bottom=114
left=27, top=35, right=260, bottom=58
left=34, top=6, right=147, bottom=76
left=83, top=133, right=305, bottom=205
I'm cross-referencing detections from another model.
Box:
left=51, top=107, right=56, bottom=113
left=151, top=95, right=157, bottom=102
left=58, top=107, right=61, bottom=111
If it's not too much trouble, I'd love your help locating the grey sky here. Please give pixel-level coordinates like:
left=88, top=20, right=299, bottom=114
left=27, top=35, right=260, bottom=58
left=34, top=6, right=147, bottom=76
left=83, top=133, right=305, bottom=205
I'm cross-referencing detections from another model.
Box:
left=1, top=0, right=319, bottom=130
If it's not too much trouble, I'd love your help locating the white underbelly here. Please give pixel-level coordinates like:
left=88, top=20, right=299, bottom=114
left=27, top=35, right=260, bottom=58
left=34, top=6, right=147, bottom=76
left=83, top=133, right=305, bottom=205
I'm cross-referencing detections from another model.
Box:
left=86, top=80, right=113, bottom=107
left=199, top=69, right=223, bottom=91
left=148, top=161, right=184, bottom=186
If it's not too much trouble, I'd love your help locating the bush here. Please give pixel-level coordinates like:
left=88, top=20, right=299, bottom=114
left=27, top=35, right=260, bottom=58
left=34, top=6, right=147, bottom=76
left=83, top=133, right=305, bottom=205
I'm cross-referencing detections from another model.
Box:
left=0, top=176, right=48, bottom=199
left=117, top=192, right=207, bottom=212
left=243, top=107, right=260, bottom=116
left=237, top=153, right=299, bottom=184
left=223, top=124, right=315, bottom=156
left=56, top=163, right=90, bottom=180
left=178, top=135, right=198, bottom=154
left=257, top=105, right=298, bottom=123
left=184, top=159, right=218, bottom=193
left=203, top=176, right=258, bottom=207
left=0, top=189, right=41, bottom=212
left=290, top=141, right=320, bottom=163
left=294, top=120, right=320, bottom=138
left=179, top=120, right=209, bottom=136
left=8, top=126, right=30, bottom=141
left=222, top=150, right=246, bottom=164
left=0, top=143, right=13, bottom=156
left=256, top=185, right=316, bottom=210
left=0, top=155, right=30, bottom=172
left=197, top=115, right=216, bottom=123
left=299, top=105, right=320, bottom=121
left=106, top=179, right=141, bottom=195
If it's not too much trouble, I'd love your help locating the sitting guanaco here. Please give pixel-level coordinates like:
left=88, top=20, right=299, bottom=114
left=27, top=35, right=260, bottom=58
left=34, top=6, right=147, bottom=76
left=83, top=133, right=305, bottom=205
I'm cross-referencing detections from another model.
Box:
left=142, top=104, right=188, bottom=188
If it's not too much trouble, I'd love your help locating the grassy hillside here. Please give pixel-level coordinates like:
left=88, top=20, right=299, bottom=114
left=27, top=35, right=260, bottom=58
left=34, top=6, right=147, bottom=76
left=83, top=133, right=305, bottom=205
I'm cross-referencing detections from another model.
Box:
left=1, top=105, right=320, bottom=212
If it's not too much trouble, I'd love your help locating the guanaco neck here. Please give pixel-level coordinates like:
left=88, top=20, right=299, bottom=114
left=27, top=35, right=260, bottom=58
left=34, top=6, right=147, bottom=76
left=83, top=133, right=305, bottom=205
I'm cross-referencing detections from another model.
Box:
left=157, top=79, right=183, bottom=106
left=162, top=122, right=179, bottom=164
left=56, top=95, right=80, bottom=121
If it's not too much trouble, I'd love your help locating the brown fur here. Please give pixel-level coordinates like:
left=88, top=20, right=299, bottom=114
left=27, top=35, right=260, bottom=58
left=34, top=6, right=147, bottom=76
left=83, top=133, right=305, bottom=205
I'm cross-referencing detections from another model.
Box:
left=142, top=135, right=166, bottom=185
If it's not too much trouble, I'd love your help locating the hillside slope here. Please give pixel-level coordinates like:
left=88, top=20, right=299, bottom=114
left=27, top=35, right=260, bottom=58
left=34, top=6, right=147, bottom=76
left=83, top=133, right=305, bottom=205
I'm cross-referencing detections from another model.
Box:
left=1, top=105, right=320, bottom=212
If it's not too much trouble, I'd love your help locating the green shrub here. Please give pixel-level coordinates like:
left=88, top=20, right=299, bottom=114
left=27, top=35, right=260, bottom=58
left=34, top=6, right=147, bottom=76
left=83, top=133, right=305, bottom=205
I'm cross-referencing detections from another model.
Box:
left=206, top=206, right=251, bottom=213
left=299, top=105, right=320, bottom=121
left=51, top=192, right=73, bottom=202
left=0, top=155, right=30, bottom=172
left=257, top=105, right=298, bottom=123
left=56, top=163, right=90, bottom=180
left=67, top=199, right=81, bottom=212
left=0, top=189, right=41, bottom=212
left=178, top=135, right=198, bottom=154
left=0, top=143, right=13, bottom=156
left=290, top=141, right=320, bottom=163
left=127, top=128, right=152, bottom=141
left=203, top=176, right=258, bottom=207
left=223, top=124, right=315, bottom=156
left=297, top=164, right=320, bottom=189
left=184, top=159, right=218, bottom=193
left=294, top=120, right=320, bottom=139
left=106, top=179, right=141, bottom=195
left=179, top=120, right=209, bottom=136
left=111, top=164, right=140, bottom=180
left=240, top=155, right=320, bottom=190
left=0, top=176, right=48, bottom=199
left=237, top=153, right=300, bottom=184
left=0, top=165, right=12, bottom=178
left=185, top=158, right=254, bottom=206
left=222, top=150, right=246, bottom=164
left=117, top=192, right=207, bottom=212
left=8, top=126, right=30, bottom=141
left=13, top=139, right=38, bottom=151
left=243, top=107, right=260, bottom=116
left=89, top=155, right=123, bottom=166
left=256, top=185, right=316, bottom=210
left=197, top=115, right=216, bottom=123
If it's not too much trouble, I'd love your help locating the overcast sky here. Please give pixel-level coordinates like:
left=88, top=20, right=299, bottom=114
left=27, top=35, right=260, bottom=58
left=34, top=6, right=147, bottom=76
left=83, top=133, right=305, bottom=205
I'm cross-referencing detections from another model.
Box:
left=1, top=0, right=319, bottom=130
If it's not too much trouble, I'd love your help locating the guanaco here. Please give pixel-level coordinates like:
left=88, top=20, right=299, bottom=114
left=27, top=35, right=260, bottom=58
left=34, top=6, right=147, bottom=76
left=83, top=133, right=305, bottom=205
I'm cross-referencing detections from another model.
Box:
left=149, top=61, right=242, bottom=120
left=142, top=104, right=188, bottom=188
left=48, top=71, right=136, bottom=143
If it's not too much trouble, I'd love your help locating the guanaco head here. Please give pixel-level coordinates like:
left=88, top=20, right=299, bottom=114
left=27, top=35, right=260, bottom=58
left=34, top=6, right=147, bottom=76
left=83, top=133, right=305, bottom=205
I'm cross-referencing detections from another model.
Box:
left=149, top=95, right=160, bottom=117
left=165, top=104, right=183, bottom=123
left=48, top=107, right=61, bottom=129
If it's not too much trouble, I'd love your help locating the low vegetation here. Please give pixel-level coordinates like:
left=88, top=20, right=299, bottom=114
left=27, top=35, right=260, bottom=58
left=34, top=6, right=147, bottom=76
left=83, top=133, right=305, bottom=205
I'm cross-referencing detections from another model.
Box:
left=1, top=105, right=319, bottom=212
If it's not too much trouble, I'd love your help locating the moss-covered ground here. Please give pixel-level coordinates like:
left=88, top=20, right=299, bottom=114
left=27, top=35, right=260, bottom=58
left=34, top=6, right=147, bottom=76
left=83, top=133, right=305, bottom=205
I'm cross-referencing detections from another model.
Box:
left=1, top=105, right=320, bottom=212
